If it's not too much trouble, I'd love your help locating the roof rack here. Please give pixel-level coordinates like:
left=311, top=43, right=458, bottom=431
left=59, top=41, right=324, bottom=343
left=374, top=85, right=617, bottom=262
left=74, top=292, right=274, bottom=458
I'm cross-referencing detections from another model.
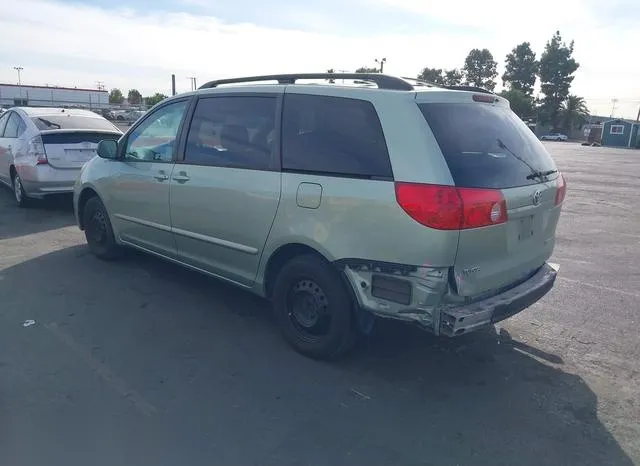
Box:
left=400, top=77, right=443, bottom=88
left=199, top=73, right=415, bottom=91
left=444, top=85, right=494, bottom=95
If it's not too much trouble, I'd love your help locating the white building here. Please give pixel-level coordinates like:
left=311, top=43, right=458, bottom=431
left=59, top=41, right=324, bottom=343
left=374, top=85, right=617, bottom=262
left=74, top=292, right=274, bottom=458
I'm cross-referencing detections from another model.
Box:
left=0, top=83, right=109, bottom=110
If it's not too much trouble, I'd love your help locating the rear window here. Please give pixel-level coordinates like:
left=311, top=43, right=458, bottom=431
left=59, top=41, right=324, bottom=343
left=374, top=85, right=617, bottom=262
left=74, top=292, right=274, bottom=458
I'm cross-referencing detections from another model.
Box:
left=419, top=103, right=557, bottom=189
left=282, top=94, right=392, bottom=179
left=31, top=115, right=116, bottom=132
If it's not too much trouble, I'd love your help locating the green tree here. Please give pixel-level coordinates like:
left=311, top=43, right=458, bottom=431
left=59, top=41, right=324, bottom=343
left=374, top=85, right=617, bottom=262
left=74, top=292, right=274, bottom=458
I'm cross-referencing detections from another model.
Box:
left=443, top=69, right=464, bottom=86
left=145, top=93, right=168, bottom=107
left=326, top=68, right=335, bottom=84
left=355, top=66, right=379, bottom=73
left=127, top=89, right=142, bottom=105
left=560, top=95, right=589, bottom=131
left=417, top=67, right=445, bottom=84
left=499, top=88, right=535, bottom=120
left=463, top=49, right=498, bottom=91
left=109, top=88, right=123, bottom=104
left=502, top=42, right=538, bottom=96
left=538, top=31, right=579, bottom=129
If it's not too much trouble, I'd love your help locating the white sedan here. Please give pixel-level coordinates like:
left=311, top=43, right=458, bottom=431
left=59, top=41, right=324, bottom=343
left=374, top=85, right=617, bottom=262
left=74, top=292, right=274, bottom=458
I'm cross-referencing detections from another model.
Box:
left=540, top=133, right=568, bottom=141
left=0, top=107, right=122, bottom=207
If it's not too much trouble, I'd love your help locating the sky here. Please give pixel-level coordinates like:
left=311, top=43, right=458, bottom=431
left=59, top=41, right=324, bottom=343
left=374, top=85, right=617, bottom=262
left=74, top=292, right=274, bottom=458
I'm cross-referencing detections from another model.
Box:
left=0, top=0, right=638, bottom=119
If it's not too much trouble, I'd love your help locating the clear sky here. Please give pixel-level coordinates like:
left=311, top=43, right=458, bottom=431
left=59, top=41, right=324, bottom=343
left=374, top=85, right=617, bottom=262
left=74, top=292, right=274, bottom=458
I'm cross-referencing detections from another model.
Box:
left=0, top=0, right=638, bottom=119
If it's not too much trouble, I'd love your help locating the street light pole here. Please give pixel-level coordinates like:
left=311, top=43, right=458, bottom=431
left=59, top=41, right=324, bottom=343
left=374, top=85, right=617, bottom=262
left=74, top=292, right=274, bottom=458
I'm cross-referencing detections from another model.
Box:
left=375, top=58, right=386, bottom=73
left=13, top=66, right=24, bottom=102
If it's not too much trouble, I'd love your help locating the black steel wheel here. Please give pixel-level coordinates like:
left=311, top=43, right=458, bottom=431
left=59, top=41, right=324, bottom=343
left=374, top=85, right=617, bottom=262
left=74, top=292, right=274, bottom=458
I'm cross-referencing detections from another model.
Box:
left=83, top=197, right=121, bottom=260
left=273, top=254, right=357, bottom=360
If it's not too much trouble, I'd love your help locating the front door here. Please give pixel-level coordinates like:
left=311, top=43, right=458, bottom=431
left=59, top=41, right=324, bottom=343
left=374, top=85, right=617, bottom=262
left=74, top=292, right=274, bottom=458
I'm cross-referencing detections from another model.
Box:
left=169, top=94, right=282, bottom=287
left=106, top=99, right=190, bottom=259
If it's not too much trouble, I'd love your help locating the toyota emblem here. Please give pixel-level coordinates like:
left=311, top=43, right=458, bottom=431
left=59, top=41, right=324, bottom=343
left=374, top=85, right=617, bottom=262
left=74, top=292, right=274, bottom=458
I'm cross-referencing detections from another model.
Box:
left=532, top=190, right=542, bottom=206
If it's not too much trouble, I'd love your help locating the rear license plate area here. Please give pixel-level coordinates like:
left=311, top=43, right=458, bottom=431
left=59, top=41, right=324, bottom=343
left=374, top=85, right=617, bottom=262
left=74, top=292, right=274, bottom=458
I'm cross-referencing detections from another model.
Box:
left=65, top=149, right=96, bottom=162
left=517, top=215, right=535, bottom=241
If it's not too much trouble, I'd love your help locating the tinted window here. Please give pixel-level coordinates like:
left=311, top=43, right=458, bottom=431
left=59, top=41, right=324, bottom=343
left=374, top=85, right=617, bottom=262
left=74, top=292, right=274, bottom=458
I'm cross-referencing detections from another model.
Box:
left=31, top=115, right=117, bottom=131
left=4, top=112, right=24, bottom=138
left=124, top=100, right=188, bottom=162
left=282, top=94, right=392, bottom=179
left=184, top=96, right=277, bottom=170
left=419, top=103, right=557, bottom=189
left=0, top=112, right=10, bottom=136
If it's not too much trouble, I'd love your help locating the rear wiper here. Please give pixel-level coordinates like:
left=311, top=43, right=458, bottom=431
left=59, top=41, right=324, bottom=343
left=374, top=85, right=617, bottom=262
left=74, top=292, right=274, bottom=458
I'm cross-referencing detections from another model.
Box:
left=37, top=117, right=61, bottom=129
left=496, top=138, right=551, bottom=181
left=526, top=169, right=558, bottom=180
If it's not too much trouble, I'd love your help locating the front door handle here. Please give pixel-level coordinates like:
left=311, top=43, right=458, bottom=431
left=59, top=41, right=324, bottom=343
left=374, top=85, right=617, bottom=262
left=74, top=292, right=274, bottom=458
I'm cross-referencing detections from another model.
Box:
left=154, top=171, right=169, bottom=182
left=172, top=171, right=190, bottom=184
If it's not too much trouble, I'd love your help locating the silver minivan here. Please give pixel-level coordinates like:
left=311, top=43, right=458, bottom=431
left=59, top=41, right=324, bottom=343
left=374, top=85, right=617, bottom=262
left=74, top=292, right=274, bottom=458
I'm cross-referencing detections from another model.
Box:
left=74, top=73, right=565, bottom=359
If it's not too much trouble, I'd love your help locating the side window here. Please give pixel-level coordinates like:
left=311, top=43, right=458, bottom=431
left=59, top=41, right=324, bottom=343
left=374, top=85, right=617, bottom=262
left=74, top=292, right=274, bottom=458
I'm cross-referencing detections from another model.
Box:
left=0, top=113, right=9, bottom=137
left=123, top=100, right=188, bottom=162
left=281, top=94, right=392, bottom=178
left=184, top=96, right=277, bottom=170
left=3, top=112, right=24, bottom=138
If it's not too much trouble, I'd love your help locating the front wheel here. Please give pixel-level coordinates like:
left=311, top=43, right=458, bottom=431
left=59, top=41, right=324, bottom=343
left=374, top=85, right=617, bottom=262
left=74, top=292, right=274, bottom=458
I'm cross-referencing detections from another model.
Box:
left=83, top=197, right=121, bottom=260
left=272, top=254, right=358, bottom=360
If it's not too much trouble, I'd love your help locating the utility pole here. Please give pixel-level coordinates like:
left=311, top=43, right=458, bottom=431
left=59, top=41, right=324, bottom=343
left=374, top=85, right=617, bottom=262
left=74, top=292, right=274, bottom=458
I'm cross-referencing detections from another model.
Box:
left=95, top=81, right=105, bottom=91
left=374, top=58, right=386, bottom=73
left=187, top=77, right=197, bottom=91
left=610, top=98, right=618, bottom=118
left=171, top=74, right=176, bottom=96
left=14, top=66, right=24, bottom=102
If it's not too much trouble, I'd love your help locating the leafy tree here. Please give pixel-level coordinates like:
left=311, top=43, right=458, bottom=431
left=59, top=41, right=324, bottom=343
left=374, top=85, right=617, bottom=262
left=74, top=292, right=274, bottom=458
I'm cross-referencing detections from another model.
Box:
left=326, top=68, right=335, bottom=84
left=499, top=89, right=535, bottom=120
left=109, top=88, right=123, bottom=104
left=560, top=95, right=589, bottom=131
left=355, top=66, right=379, bottom=73
left=538, top=31, right=579, bottom=129
left=145, top=93, right=168, bottom=107
left=463, top=49, right=498, bottom=91
left=417, top=67, right=445, bottom=84
left=127, top=89, right=142, bottom=105
left=502, top=42, right=538, bottom=96
left=443, top=69, right=464, bottom=86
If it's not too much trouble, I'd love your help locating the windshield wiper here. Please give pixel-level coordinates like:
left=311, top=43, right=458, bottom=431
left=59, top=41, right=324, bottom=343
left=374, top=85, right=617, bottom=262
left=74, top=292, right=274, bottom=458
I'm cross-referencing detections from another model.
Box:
left=526, top=169, right=558, bottom=180
left=37, top=117, right=61, bottom=129
left=496, top=138, right=554, bottom=181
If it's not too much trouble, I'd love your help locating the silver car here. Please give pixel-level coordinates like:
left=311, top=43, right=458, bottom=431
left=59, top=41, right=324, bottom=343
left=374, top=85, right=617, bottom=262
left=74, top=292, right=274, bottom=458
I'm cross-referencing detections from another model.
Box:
left=74, top=73, right=565, bottom=360
left=0, top=107, right=121, bottom=207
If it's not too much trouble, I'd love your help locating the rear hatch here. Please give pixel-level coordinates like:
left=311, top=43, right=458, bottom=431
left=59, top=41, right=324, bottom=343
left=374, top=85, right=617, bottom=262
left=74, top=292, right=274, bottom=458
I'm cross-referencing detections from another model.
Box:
left=417, top=93, right=564, bottom=298
left=32, top=115, right=121, bottom=169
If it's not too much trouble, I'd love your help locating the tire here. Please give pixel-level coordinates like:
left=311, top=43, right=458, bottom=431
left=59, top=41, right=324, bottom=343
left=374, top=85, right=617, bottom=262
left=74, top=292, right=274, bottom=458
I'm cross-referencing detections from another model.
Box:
left=12, top=171, right=29, bottom=208
left=272, top=254, right=358, bottom=360
left=83, top=196, right=121, bottom=260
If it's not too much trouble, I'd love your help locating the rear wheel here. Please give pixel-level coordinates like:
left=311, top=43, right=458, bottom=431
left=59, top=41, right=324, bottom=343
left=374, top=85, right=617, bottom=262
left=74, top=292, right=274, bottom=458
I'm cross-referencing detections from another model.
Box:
left=83, top=197, right=121, bottom=260
left=272, top=254, right=357, bottom=360
left=12, top=172, right=29, bottom=208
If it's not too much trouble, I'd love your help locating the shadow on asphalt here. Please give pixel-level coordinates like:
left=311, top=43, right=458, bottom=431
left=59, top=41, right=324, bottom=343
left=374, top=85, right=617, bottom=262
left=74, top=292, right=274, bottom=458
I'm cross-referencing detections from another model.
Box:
left=0, top=189, right=75, bottom=240
left=0, top=245, right=634, bottom=466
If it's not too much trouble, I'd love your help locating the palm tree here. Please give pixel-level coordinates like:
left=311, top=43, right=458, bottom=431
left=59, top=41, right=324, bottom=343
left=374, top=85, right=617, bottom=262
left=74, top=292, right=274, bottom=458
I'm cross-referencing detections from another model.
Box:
left=560, top=95, right=590, bottom=132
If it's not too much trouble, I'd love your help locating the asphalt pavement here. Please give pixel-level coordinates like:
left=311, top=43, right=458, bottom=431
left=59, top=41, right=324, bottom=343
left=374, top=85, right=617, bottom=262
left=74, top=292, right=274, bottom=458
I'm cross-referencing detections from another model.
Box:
left=0, top=142, right=638, bottom=466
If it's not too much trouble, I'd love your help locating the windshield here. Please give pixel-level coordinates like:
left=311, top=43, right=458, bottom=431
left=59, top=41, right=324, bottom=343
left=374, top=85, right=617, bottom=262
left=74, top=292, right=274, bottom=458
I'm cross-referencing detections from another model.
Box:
left=31, top=115, right=117, bottom=132
left=418, top=102, right=557, bottom=189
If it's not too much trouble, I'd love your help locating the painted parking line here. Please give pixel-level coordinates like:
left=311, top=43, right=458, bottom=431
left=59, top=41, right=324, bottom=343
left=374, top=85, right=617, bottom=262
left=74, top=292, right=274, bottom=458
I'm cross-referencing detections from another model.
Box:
left=557, top=276, right=640, bottom=299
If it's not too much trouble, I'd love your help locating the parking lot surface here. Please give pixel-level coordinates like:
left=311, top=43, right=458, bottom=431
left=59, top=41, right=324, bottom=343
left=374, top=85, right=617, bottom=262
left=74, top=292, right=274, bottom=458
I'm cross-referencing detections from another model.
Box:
left=1, top=143, right=638, bottom=466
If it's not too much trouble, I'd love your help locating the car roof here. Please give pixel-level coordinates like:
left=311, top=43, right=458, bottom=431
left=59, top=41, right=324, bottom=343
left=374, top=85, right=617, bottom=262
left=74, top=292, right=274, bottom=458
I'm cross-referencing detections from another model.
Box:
left=14, top=107, right=103, bottom=118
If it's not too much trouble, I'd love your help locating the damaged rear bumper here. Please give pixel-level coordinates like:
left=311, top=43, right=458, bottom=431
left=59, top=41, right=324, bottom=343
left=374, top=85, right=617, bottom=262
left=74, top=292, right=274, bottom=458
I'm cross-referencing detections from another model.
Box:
left=342, top=260, right=558, bottom=337
left=439, top=262, right=558, bottom=336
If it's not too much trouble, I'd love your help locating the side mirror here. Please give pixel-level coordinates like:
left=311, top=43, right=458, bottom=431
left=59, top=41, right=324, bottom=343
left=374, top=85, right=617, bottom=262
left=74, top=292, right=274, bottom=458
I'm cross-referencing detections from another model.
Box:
left=97, top=139, right=118, bottom=159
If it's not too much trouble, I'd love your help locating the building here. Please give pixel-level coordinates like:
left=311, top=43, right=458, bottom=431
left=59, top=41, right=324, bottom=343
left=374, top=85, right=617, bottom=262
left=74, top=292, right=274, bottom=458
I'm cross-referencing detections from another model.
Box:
left=601, top=118, right=640, bottom=148
left=0, top=83, right=109, bottom=110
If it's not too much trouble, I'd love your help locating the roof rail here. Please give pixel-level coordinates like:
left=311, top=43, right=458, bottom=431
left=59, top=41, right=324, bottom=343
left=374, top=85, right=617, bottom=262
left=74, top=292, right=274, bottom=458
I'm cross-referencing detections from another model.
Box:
left=199, top=73, right=415, bottom=91
left=400, top=77, right=444, bottom=89
left=444, top=85, right=494, bottom=95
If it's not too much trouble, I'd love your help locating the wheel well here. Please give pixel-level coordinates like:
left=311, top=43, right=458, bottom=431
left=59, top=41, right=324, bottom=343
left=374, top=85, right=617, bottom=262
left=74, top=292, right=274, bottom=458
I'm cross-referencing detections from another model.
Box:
left=263, top=243, right=327, bottom=298
left=77, top=188, right=99, bottom=230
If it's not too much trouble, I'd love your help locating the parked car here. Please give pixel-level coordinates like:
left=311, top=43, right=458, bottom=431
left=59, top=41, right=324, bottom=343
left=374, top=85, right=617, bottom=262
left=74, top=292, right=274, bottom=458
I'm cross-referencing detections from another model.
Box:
left=0, top=107, right=122, bottom=207
left=74, top=73, right=565, bottom=359
left=540, top=132, right=568, bottom=141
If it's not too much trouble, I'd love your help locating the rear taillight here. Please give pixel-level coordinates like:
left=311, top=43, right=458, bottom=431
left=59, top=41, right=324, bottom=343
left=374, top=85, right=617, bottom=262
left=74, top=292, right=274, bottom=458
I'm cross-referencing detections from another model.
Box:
left=555, top=173, right=567, bottom=205
left=395, top=182, right=507, bottom=230
left=28, top=135, right=48, bottom=165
